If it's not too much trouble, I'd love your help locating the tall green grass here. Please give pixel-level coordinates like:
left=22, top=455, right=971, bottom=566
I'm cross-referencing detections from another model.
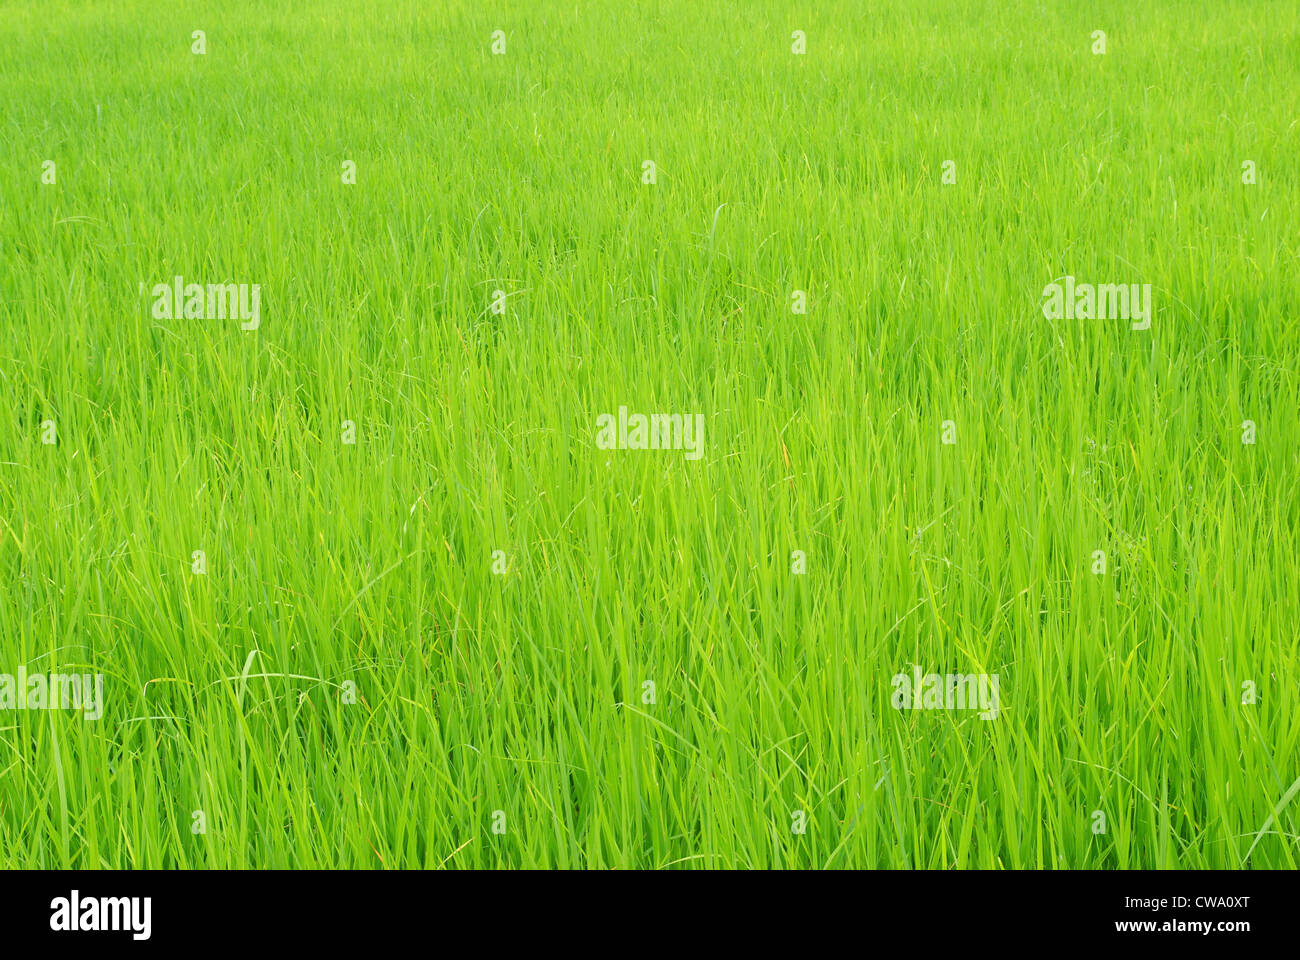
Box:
left=1, top=0, right=1297, bottom=868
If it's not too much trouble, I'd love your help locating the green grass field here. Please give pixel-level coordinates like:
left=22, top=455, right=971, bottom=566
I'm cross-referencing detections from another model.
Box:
left=1, top=0, right=1298, bottom=869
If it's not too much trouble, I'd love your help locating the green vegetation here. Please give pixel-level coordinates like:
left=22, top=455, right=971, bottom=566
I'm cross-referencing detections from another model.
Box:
left=1, top=0, right=1298, bottom=868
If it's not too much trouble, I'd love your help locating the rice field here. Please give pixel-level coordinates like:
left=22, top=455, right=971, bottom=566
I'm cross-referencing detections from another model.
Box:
left=1, top=0, right=1298, bottom=869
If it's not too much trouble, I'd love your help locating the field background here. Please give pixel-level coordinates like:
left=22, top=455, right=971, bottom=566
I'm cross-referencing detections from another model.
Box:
left=1, top=0, right=1298, bottom=868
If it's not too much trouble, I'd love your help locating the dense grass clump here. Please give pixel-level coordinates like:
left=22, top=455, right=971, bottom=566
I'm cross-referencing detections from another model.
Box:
left=1, top=1, right=1298, bottom=868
